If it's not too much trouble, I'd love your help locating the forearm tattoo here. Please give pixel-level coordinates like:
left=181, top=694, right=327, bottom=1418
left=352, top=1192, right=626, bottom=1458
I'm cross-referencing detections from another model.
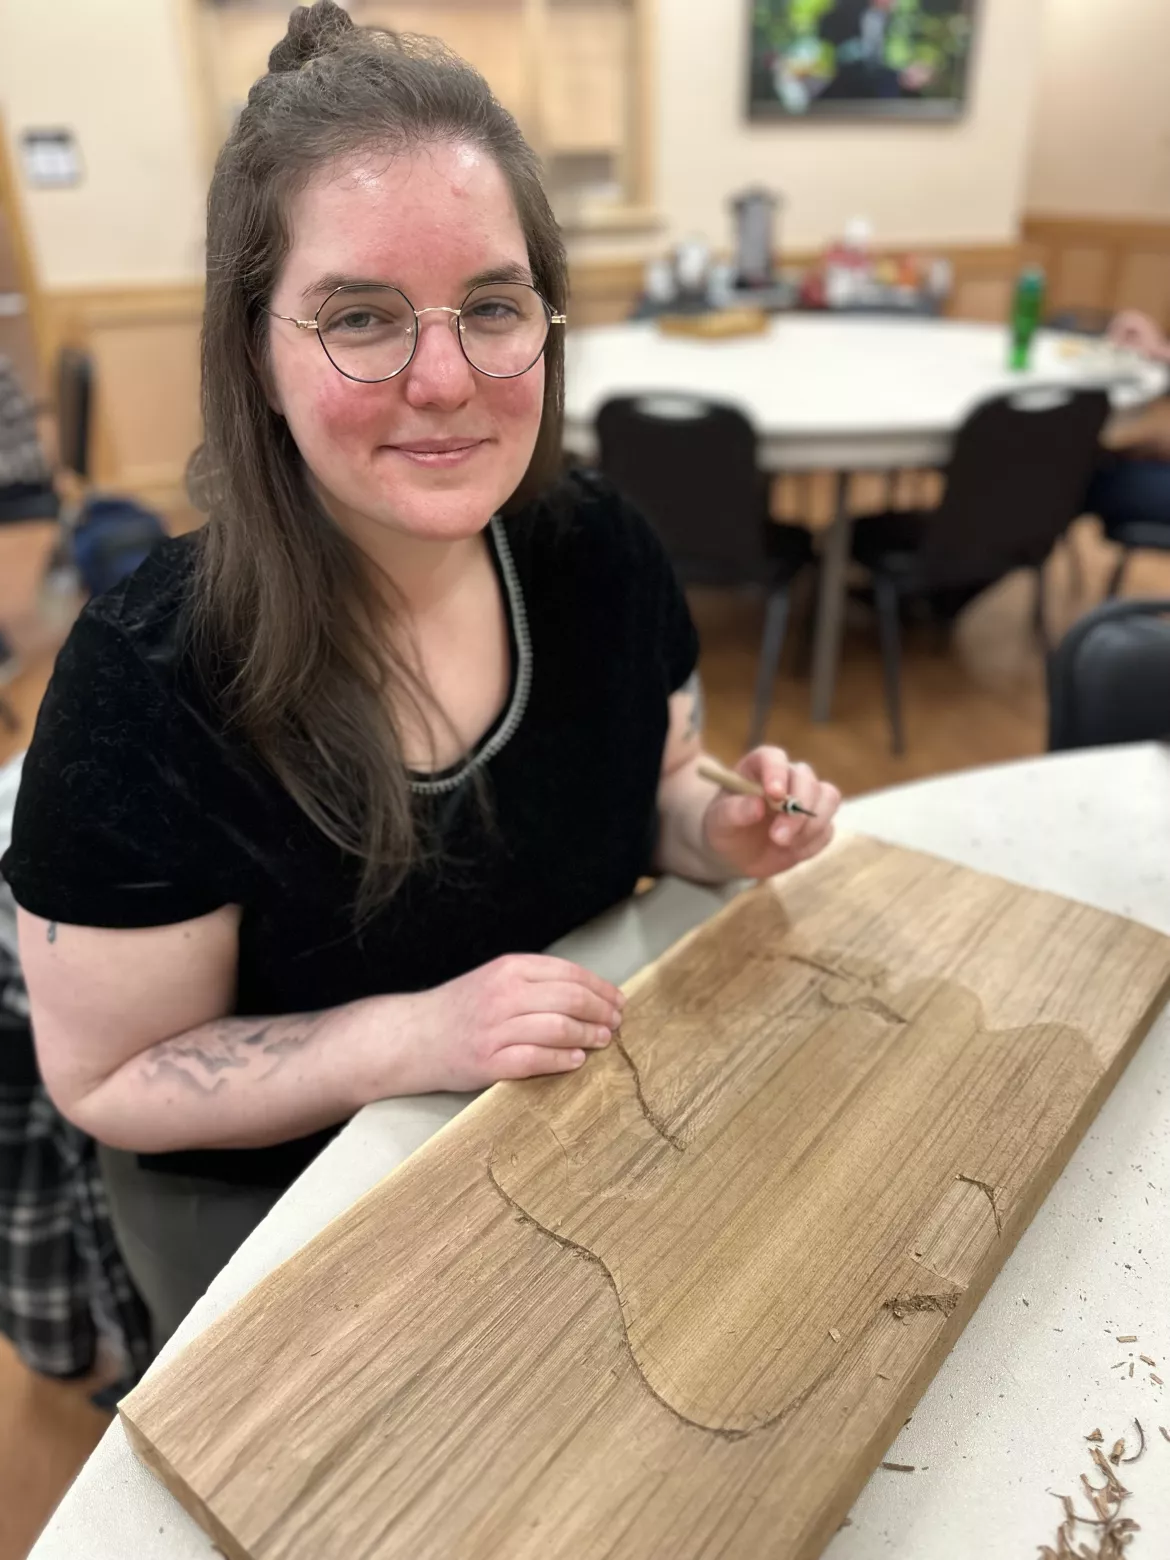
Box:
left=682, top=670, right=704, bottom=741
left=138, top=1012, right=328, bottom=1095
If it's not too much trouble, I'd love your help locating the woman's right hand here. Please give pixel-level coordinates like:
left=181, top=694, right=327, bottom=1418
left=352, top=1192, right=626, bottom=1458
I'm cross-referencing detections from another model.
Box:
left=399, top=954, right=627, bottom=1093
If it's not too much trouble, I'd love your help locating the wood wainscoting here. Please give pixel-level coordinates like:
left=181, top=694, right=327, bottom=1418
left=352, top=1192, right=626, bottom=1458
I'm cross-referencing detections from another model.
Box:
left=34, top=224, right=1169, bottom=505
left=1022, top=214, right=1170, bottom=329
left=39, top=282, right=204, bottom=511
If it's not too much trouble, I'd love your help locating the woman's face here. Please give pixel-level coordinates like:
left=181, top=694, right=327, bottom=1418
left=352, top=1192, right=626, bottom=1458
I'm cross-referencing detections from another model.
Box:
left=267, top=141, right=546, bottom=548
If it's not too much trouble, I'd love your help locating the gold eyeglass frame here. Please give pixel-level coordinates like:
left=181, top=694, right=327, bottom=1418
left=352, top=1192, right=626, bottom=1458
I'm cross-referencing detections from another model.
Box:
left=267, top=281, right=567, bottom=383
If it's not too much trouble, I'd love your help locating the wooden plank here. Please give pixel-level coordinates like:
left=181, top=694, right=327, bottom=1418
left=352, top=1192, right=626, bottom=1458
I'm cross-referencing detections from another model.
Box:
left=120, top=836, right=1170, bottom=1560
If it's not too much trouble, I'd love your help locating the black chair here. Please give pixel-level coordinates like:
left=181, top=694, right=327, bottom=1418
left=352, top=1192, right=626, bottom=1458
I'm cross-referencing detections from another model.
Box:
left=595, top=395, right=814, bottom=749
left=55, top=346, right=93, bottom=490
left=850, top=386, right=1112, bottom=754
left=1048, top=597, right=1170, bottom=751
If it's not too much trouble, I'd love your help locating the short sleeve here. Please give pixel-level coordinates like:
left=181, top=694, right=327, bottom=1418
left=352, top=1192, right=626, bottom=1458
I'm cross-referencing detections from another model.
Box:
left=2, top=611, right=230, bottom=928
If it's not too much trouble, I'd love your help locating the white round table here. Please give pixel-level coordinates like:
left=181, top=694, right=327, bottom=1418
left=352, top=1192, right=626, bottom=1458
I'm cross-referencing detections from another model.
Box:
left=31, top=743, right=1170, bottom=1560
left=563, top=316, right=1168, bottom=721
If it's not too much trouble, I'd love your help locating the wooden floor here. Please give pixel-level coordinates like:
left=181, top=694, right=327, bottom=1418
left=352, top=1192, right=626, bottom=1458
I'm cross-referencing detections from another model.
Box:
left=697, top=515, right=1169, bottom=785
left=0, top=508, right=1168, bottom=1559
left=0, top=1340, right=112, bottom=1560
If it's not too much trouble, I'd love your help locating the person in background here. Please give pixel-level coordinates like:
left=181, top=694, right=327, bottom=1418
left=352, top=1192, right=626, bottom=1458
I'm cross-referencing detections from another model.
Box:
left=1088, top=310, right=1170, bottom=545
left=2, top=2, right=840, bottom=1352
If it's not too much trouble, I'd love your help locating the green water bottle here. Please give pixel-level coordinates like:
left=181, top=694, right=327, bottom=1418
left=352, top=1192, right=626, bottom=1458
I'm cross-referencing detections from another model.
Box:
left=1009, top=266, right=1046, bottom=371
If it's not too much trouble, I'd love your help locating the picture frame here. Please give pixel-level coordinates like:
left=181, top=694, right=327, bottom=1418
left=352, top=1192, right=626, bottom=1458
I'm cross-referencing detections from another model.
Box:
left=747, top=0, right=980, bottom=123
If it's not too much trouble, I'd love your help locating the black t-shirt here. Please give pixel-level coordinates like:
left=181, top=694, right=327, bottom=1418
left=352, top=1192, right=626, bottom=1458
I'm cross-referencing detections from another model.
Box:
left=2, top=471, right=698, bottom=1186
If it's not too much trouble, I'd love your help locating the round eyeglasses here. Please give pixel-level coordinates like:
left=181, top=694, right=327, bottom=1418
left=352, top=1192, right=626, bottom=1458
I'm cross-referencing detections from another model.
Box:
left=267, top=281, right=566, bottom=384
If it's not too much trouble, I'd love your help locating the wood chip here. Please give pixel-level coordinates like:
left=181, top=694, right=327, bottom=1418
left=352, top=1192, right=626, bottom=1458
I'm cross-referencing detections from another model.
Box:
left=1111, top=1360, right=1128, bottom=1369
left=1086, top=1429, right=1104, bottom=1442
left=1044, top=1434, right=1142, bottom=1559
left=1109, top=1439, right=1126, bottom=1465
left=1151, top=1374, right=1163, bottom=1386
left=1139, top=1356, right=1156, bottom=1367
left=1117, top=1335, right=1138, bottom=1343
left=828, top=1327, right=842, bottom=1343
left=1090, top=1444, right=1130, bottom=1497
left=1120, top=1420, right=1145, bottom=1465
left=1129, top=1362, right=1135, bottom=1378
left=880, top=1462, right=915, bottom=1473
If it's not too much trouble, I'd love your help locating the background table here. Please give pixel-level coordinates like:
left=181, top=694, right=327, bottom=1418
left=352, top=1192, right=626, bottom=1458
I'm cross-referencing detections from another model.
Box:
left=32, top=742, right=1170, bottom=1559
left=562, top=316, right=1168, bottom=722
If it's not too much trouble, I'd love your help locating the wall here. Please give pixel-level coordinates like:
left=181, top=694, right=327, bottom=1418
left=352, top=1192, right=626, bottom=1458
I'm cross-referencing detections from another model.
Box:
left=0, top=0, right=1049, bottom=500
left=1026, top=0, right=1170, bottom=220
left=0, top=0, right=205, bottom=288
left=1, top=0, right=1049, bottom=295
left=656, top=0, right=1047, bottom=252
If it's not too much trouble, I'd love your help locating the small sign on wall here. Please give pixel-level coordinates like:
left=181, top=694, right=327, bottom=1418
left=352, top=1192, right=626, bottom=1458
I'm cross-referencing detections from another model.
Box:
left=20, top=129, right=83, bottom=189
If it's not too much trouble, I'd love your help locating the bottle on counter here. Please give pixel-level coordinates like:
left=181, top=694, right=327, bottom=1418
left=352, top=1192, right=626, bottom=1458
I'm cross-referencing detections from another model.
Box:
left=1009, top=266, right=1046, bottom=371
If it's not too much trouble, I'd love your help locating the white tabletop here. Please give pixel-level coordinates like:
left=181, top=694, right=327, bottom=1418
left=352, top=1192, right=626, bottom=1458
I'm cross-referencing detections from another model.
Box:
left=563, top=315, right=1168, bottom=471
left=33, top=743, right=1170, bottom=1560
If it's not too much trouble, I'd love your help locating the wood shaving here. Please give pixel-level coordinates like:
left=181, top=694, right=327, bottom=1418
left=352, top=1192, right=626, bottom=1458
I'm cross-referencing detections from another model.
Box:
left=1039, top=1439, right=1140, bottom=1559
left=1119, top=1421, right=1145, bottom=1465
left=1111, top=1361, right=1128, bottom=1369
left=1109, top=1440, right=1125, bottom=1466
left=1139, top=1356, right=1156, bottom=1367
left=1160, top=1427, right=1170, bottom=1443
left=828, top=1327, right=842, bottom=1342
left=880, top=1462, right=915, bottom=1473
left=1086, top=1430, right=1103, bottom=1443
left=1129, top=1363, right=1134, bottom=1378
left=1117, top=1335, right=1138, bottom=1344
left=883, top=1291, right=961, bottom=1322
left=1152, top=1374, right=1163, bottom=1386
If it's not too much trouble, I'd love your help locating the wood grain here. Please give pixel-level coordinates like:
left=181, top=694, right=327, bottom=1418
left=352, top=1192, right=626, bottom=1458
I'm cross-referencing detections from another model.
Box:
left=120, top=837, right=1170, bottom=1560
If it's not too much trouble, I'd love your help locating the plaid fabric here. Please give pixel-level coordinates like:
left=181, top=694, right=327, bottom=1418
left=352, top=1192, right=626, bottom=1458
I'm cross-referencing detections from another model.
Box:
left=0, top=354, right=51, bottom=491
left=0, top=753, right=153, bottom=1393
left=0, top=1076, right=152, bottom=1389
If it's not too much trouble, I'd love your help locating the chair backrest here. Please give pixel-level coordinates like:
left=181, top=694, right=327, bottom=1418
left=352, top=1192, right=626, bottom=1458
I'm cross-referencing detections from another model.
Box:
left=916, top=386, right=1111, bottom=590
left=55, top=347, right=93, bottom=482
left=595, top=396, right=770, bottom=585
left=1048, top=597, right=1170, bottom=751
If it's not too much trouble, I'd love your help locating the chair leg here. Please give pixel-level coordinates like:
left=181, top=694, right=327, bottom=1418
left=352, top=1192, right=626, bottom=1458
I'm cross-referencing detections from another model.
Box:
left=1032, top=565, right=1050, bottom=654
left=873, top=575, right=906, bottom=756
left=748, top=586, right=791, bottom=751
left=1064, top=530, right=1085, bottom=598
left=1106, top=547, right=1131, bottom=599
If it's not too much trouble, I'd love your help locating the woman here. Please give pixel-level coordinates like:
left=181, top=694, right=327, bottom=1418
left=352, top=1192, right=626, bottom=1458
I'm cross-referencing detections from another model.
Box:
left=2, top=3, right=840, bottom=1350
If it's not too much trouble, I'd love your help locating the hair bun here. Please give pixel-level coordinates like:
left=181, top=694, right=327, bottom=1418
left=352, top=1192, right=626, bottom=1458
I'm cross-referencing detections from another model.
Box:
left=267, top=1, right=354, bottom=75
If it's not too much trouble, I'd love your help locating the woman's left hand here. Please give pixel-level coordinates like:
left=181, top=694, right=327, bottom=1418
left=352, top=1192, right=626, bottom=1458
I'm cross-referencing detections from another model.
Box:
left=701, top=747, right=840, bottom=880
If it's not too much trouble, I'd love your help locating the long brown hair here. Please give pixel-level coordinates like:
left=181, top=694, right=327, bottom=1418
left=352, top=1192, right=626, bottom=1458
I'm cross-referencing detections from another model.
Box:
left=190, top=1, right=567, bottom=914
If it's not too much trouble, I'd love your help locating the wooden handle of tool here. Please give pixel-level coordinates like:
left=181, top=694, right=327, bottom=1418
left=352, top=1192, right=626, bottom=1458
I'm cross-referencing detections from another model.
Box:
left=698, top=760, right=775, bottom=808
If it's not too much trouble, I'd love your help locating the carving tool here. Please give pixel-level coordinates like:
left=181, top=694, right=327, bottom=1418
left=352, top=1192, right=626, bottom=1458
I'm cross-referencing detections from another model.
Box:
left=698, top=759, right=817, bottom=817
